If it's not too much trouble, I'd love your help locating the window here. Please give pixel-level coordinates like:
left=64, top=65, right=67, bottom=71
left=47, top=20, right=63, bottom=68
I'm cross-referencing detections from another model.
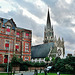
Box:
left=25, top=33, right=29, bottom=38
left=22, top=32, right=24, bottom=38
left=5, top=40, right=9, bottom=50
left=6, top=26, right=11, bottom=35
left=15, top=43, right=19, bottom=51
left=16, top=32, right=20, bottom=37
left=25, top=57, right=29, bottom=61
left=0, top=55, right=2, bottom=63
left=25, top=32, right=31, bottom=39
left=4, top=55, right=8, bottom=63
left=25, top=43, right=29, bottom=52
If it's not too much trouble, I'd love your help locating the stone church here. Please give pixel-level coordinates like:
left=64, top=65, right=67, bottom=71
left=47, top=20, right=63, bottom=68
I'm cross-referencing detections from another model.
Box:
left=31, top=9, right=65, bottom=63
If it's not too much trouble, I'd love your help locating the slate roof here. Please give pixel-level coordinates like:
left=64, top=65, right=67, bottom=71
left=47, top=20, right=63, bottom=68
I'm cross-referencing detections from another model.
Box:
left=31, top=42, right=54, bottom=59
left=0, top=18, right=16, bottom=30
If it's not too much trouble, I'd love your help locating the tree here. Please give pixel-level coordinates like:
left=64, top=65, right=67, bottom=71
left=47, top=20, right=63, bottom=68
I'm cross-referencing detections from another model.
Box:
left=11, top=55, right=19, bottom=67
left=45, top=57, right=50, bottom=64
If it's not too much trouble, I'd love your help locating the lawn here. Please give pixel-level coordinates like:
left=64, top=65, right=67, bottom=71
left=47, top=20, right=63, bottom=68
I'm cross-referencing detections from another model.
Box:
left=0, top=73, right=13, bottom=75
left=37, top=73, right=73, bottom=75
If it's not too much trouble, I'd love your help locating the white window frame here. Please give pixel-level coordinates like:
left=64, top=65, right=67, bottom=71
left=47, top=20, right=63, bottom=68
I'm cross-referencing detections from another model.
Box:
left=15, top=43, right=19, bottom=51
left=6, top=26, right=11, bottom=35
left=5, top=40, right=9, bottom=50
left=25, top=43, right=29, bottom=52
left=16, top=32, right=20, bottom=37
left=25, top=57, right=29, bottom=61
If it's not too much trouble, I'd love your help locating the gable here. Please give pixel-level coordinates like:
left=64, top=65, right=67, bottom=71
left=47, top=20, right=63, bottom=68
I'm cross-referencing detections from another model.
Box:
left=0, top=18, right=16, bottom=30
left=5, top=21, right=12, bottom=27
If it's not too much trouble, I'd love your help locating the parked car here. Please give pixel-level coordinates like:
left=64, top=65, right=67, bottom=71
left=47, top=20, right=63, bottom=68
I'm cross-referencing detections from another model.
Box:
left=46, top=66, right=52, bottom=72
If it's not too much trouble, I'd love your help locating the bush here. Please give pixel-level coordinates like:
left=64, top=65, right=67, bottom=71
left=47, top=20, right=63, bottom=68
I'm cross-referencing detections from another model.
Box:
left=53, top=56, right=75, bottom=74
left=0, top=64, right=6, bottom=67
left=20, top=65, right=28, bottom=71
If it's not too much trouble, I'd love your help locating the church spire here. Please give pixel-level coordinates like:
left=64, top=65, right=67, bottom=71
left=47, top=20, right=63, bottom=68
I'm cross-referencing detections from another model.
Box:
left=43, top=8, right=54, bottom=44
left=46, top=8, right=51, bottom=29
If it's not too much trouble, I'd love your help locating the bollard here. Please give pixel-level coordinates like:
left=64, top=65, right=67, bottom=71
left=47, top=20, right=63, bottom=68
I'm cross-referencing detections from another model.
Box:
left=44, top=69, right=47, bottom=75
left=57, top=72, right=60, bottom=75
left=40, top=68, right=42, bottom=73
left=34, top=69, right=38, bottom=75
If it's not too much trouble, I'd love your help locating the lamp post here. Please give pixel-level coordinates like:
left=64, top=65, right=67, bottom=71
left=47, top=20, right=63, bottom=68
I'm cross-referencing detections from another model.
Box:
left=7, top=49, right=10, bottom=75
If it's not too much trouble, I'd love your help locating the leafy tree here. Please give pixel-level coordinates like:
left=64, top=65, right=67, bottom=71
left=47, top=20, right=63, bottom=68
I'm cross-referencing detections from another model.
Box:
left=53, top=56, right=75, bottom=74
left=45, top=57, right=50, bottom=63
left=40, top=62, right=46, bottom=67
left=11, top=55, right=19, bottom=67
left=34, top=62, right=40, bottom=67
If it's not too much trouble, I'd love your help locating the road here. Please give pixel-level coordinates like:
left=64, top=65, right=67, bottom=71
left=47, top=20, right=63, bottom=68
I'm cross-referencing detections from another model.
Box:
left=15, top=71, right=34, bottom=75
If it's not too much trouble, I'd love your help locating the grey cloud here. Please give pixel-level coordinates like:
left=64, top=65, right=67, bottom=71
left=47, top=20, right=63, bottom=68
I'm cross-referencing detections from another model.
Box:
left=12, top=0, right=45, bottom=18
left=0, top=8, right=44, bottom=38
left=0, top=0, right=75, bottom=54
left=54, top=25, right=75, bottom=44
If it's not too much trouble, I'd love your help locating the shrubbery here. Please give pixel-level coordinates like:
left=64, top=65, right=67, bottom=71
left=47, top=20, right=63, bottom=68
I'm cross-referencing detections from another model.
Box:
left=50, top=56, right=75, bottom=74
left=10, top=55, right=46, bottom=71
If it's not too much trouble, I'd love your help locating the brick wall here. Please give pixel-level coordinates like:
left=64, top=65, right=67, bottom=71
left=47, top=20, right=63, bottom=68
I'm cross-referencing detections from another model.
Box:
left=0, top=18, right=32, bottom=63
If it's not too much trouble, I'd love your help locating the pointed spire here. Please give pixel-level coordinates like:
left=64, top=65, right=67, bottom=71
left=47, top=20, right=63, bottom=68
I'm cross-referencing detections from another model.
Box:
left=52, top=25, right=53, bottom=30
left=62, top=37, right=64, bottom=41
left=55, top=35, right=57, bottom=41
left=58, top=37, right=60, bottom=41
left=46, top=8, right=51, bottom=29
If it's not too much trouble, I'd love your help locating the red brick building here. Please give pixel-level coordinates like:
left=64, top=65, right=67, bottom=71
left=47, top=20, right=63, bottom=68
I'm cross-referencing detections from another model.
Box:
left=0, top=18, right=32, bottom=64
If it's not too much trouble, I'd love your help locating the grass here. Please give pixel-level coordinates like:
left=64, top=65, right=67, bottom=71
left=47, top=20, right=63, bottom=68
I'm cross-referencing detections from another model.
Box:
left=37, top=73, right=73, bottom=75
left=0, top=73, right=13, bottom=75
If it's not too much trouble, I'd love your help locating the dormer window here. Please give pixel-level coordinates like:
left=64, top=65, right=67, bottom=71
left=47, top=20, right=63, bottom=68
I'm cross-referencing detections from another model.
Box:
left=6, top=26, right=11, bottom=35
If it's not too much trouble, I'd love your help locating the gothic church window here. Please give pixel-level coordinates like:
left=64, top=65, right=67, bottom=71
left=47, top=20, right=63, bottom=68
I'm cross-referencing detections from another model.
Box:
left=58, top=49, right=62, bottom=56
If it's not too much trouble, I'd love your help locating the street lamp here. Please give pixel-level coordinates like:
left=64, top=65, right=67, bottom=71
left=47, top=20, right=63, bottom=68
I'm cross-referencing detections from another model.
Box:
left=7, top=49, right=10, bottom=75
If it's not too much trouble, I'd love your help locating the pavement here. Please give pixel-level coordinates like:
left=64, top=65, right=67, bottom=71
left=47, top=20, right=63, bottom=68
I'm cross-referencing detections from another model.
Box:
left=15, top=71, right=34, bottom=75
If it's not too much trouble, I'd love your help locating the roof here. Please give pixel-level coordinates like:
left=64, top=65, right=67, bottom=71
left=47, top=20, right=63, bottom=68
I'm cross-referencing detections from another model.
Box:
left=47, top=8, right=51, bottom=29
left=0, top=18, right=16, bottom=30
left=17, top=27, right=32, bottom=32
left=31, top=42, right=54, bottom=59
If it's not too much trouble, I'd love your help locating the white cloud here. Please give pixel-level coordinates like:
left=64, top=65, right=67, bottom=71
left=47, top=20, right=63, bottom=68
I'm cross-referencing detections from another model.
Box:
left=65, top=0, right=73, bottom=4
left=65, top=41, right=75, bottom=55
left=19, top=6, right=46, bottom=24
left=32, top=35, right=43, bottom=46
left=0, top=0, right=16, bottom=13
left=71, top=27, right=75, bottom=33
left=0, top=0, right=75, bottom=56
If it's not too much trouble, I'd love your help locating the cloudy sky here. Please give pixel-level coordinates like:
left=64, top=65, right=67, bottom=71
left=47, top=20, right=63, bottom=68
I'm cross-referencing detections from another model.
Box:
left=0, top=0, right=75, bottom=56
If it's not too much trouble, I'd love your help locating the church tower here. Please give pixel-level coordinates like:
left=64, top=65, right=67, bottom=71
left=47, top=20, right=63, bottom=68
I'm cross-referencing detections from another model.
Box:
left=43, top=9, right=54, bottom=43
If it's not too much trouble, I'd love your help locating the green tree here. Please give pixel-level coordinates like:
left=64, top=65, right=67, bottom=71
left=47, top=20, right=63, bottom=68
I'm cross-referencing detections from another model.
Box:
left=11, top=55, right=19, bottom=67
left=45, top=57, right=50, bottom=63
